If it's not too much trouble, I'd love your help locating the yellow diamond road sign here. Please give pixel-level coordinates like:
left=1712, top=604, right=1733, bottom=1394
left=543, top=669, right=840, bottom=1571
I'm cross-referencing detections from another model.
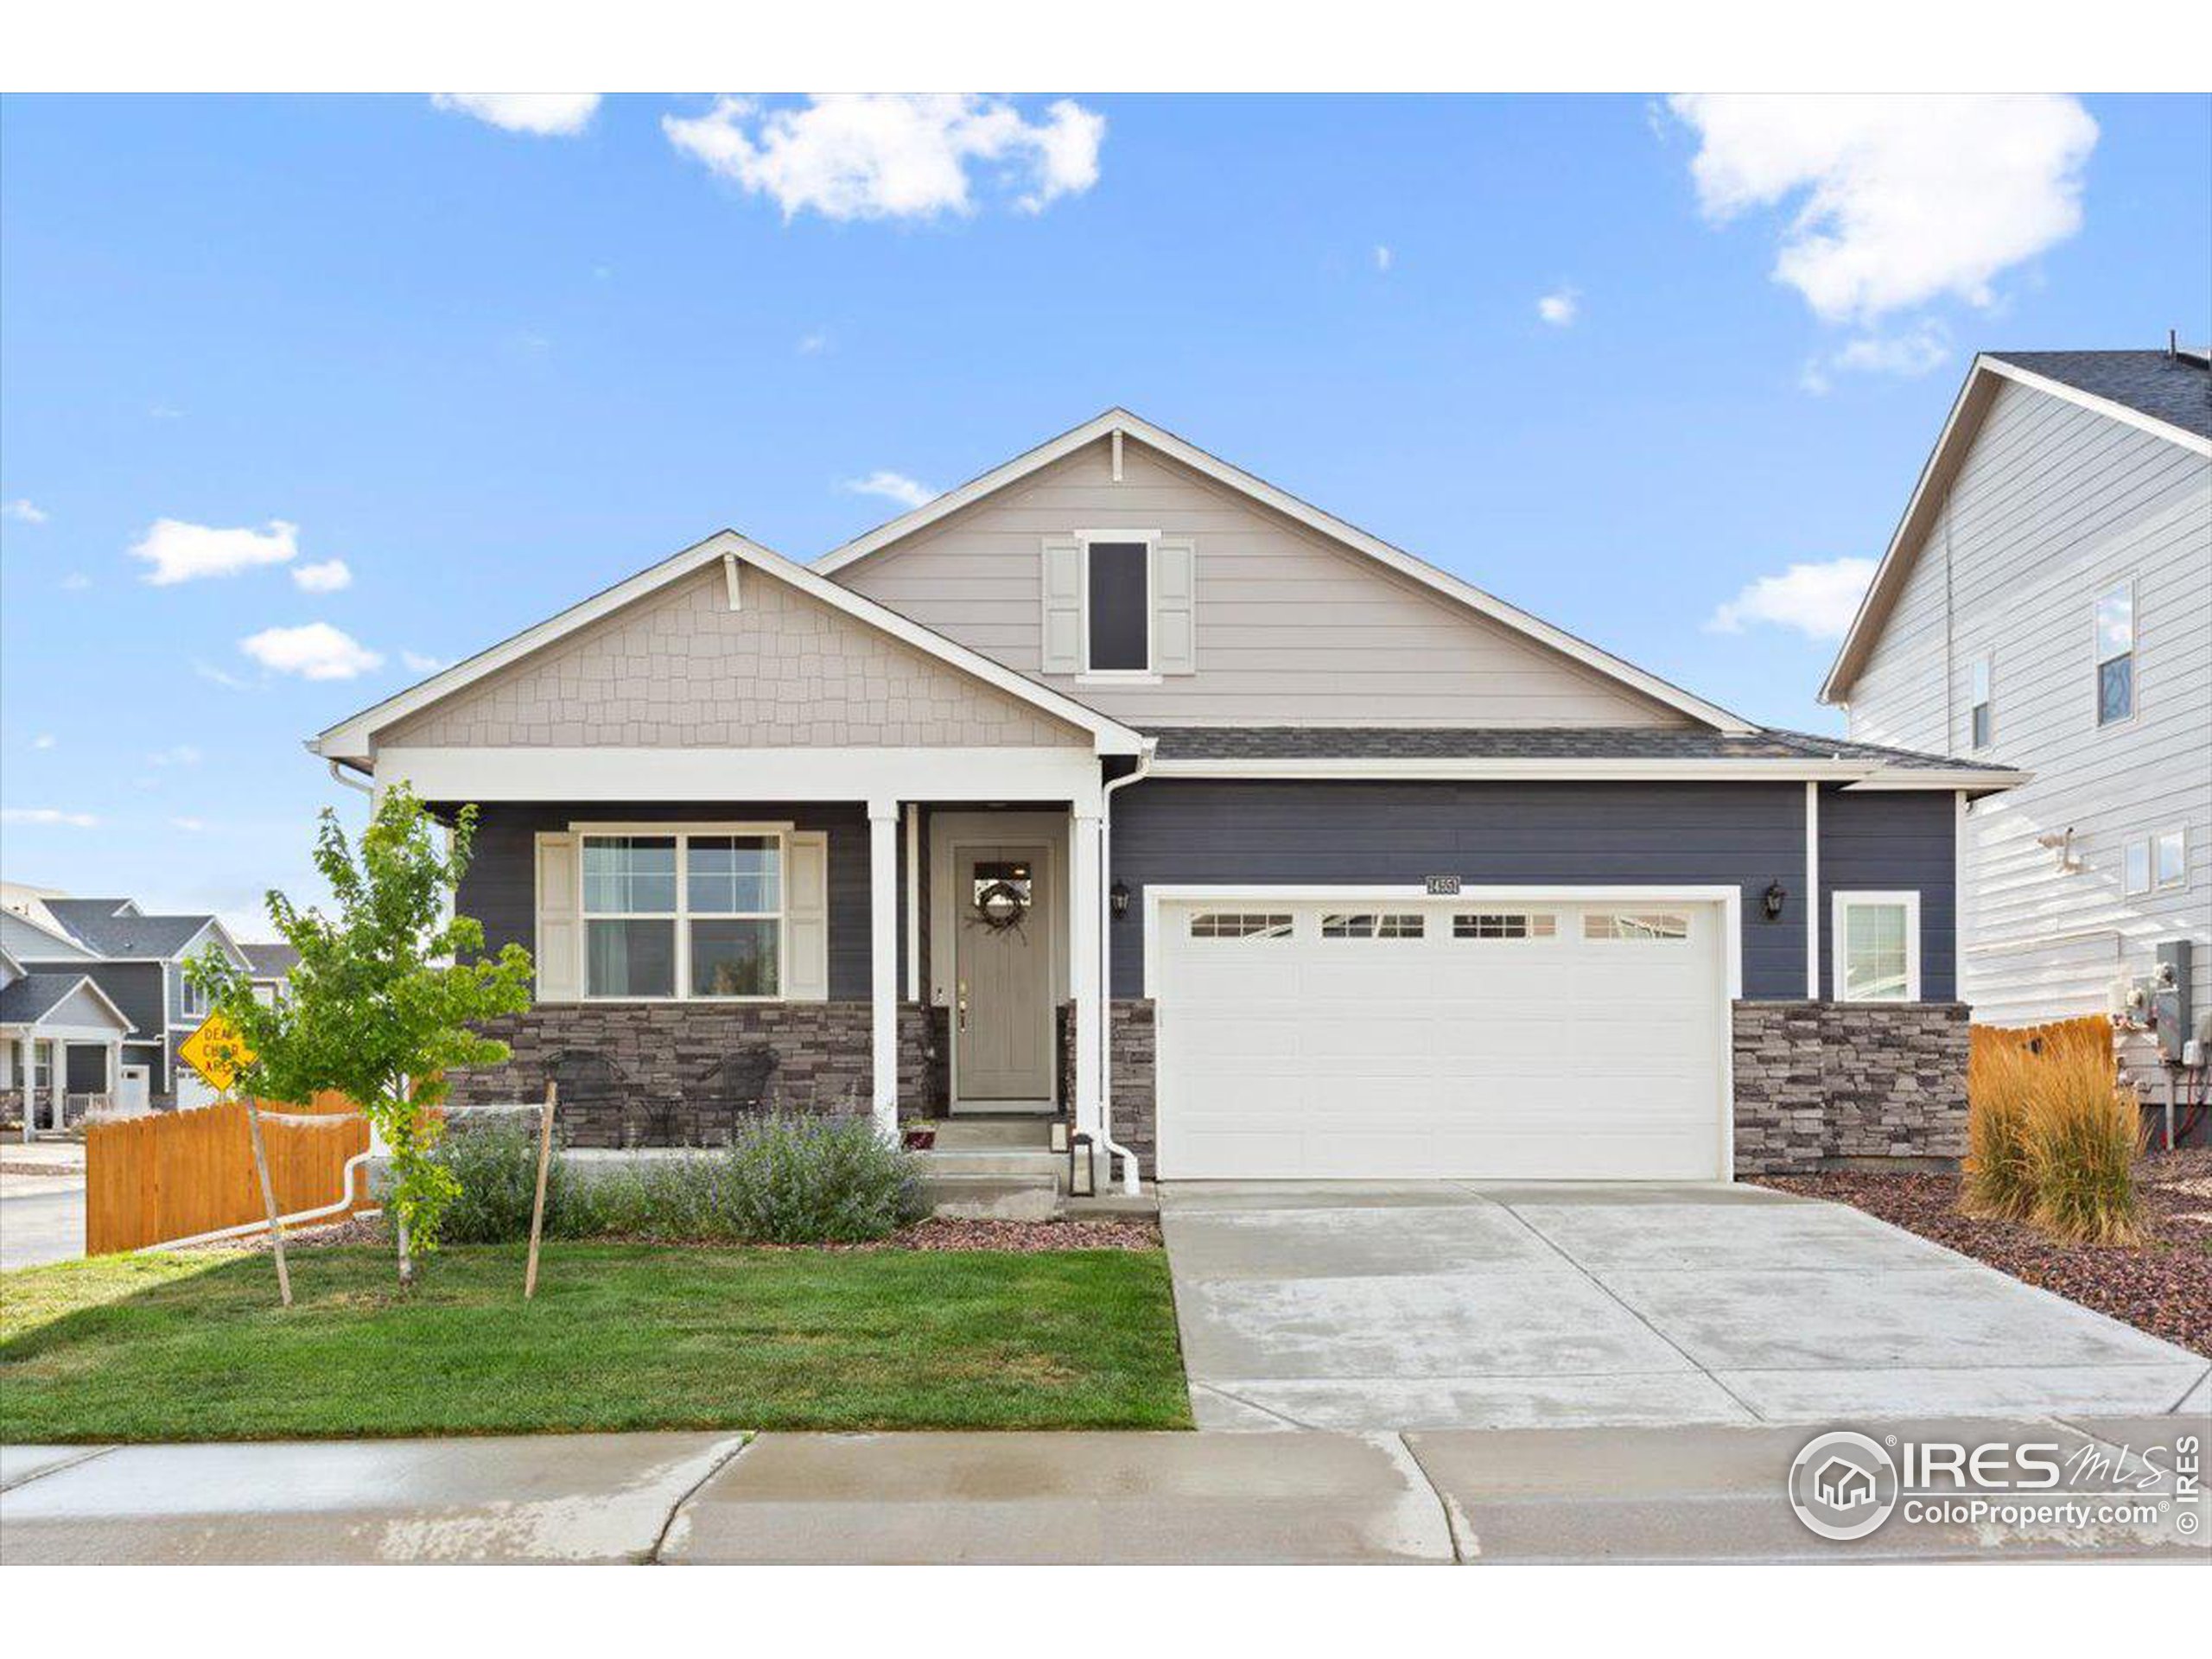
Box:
left=180, top=1013, right=255, bottom=1092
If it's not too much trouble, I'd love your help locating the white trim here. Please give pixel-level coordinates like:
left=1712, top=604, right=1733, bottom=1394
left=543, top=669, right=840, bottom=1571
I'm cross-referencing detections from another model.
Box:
left=1805, top=782, right=1821, bottom=999
left=814, top=409, right=1755, bottom=734
left=1141, top=881, right=1742, bottom=1183
left=903, top=803, right=920, bottom=1001
left=931, top=817, right=1063, bottom=1112
left=869, top=804, right=899, bottom=1133
left=1830, top=889, right=1923, bottom=1004
left=313, top=530, right=1145, bottom=763
left=1145, top=754, right=2028, bottom=790
left=371, top=745, right=1109, bottom=809
left=1823, top=353, right=2211, bottom=704
left=1955, top=791, right=1969, bottom=1007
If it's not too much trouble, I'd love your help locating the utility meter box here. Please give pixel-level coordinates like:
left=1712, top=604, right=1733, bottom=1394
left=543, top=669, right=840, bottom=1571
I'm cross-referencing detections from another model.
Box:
left=2152, top=939, right=2193, bottom=1065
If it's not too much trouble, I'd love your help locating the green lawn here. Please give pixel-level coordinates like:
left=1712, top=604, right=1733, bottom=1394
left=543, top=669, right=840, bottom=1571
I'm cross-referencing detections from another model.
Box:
left=0, top=1243, right=1192, bottom=1442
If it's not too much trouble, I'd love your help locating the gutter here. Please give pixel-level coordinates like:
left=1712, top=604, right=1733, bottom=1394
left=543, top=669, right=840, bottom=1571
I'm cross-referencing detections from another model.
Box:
left=1095, top=738, right=1156, bottom=1194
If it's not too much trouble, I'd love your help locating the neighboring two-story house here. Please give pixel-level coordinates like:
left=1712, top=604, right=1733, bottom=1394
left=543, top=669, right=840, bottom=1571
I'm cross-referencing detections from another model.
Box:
left=311, top=409, right=2019, bottom=1187
left=2, top=893, right=253, bottom=1111
left=1822, top=347, right=2212, bottom=1100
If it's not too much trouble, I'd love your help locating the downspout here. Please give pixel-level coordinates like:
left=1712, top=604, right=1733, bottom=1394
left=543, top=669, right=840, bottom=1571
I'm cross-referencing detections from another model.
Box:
left=1096, top=738, right=1156, bottom=1193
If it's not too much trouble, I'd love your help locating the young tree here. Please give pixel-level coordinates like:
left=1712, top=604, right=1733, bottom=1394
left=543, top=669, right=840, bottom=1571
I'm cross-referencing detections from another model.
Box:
left=187, top=785, right=533, bottom=1285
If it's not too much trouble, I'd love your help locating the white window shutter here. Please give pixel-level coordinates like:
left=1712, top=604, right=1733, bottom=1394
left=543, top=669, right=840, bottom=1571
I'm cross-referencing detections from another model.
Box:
left=533, top=833, right=582, bottom=1002
left=1154, top=537, right=1196, bottom=675
left=785, top=830, right=830, bottom=1001
left=1039, top=536, right=1083, bottom=674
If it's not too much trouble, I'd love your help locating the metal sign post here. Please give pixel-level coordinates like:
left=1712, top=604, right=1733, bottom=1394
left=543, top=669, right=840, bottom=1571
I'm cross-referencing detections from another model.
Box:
left=524, top=1082, right=557, bottom=1300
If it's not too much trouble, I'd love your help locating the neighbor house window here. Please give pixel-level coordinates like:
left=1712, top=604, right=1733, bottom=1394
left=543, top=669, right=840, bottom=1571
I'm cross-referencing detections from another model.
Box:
left=1085, top=539, right=1151, bottom=672
left=1833, top=892, right=1920, bottom=1002
left=2156, top=828, right=2188, bottom=890
left=1969, top=655, right=1993, bottom=750
left=582, top=830, right=785, bottom=1000
left=178, top=970, right=208, bottom=1020
left=2095, top=582, right=2134, bottom=725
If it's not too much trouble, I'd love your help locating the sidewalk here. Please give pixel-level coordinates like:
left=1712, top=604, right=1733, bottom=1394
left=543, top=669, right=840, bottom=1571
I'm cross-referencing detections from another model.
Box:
left=4, top=1416, right=2204, bottom=1565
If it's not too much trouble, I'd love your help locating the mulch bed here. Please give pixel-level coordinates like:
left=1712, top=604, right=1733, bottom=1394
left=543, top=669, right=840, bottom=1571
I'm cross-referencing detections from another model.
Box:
left=1755, top=1148, right=2212, bottom=1358
left=181, top=1214, right=1161, bottom=1255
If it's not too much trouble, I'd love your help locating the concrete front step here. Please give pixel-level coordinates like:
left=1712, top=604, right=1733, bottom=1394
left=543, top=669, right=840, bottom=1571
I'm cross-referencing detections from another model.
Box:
left=918, top=1173, right=1062, bottom=1222
left=929, top=1117, right=1057, bottom=1150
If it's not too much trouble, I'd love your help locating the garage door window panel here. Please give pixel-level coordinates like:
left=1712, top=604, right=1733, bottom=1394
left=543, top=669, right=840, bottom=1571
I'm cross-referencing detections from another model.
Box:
left=1582, top=912, right=1689, bottom=942
left=1321, top=912, right=1425, bottom=939
left=1453, top=912, right=1558, bottom=940
left=1189, top=912, right=1294, bottom=940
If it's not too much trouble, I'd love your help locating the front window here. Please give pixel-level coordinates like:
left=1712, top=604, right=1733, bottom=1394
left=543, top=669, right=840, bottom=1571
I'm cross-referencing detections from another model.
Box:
left=1085, top=540, right=1150, bottom=671
left=582, top=830, right=785, bottom=1000
left=1834, top=893, right=1919, bottom=1002
left=2095, top=583, right=2134, bottom=725
left=1969, top=655, right=1993, bottom=750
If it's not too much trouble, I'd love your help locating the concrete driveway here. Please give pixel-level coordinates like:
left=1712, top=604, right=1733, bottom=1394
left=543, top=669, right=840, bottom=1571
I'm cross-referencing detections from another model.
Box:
left=1160, top=1181, right=2212, bottom=1432
left=2, top=1166, right=86, bottom=1271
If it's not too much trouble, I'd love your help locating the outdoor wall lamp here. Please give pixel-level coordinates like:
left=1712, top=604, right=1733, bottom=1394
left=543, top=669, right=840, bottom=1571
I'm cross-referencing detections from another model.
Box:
left=1764, top=880, right=1789, bottom=921
left=1109, top=879, right=1131, bottom=921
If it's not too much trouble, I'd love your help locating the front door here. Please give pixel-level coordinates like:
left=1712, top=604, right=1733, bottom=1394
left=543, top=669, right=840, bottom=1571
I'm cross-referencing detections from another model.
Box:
left=953, top=846, right=1053, bottom=1107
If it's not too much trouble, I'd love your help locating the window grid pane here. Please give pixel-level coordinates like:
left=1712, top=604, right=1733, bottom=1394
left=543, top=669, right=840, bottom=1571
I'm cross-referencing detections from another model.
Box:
left=2125, top=840, right=2152, bottom=896
left=687, top=835, right=780, bottom=914
left=690, top=918, right=779, bottom=997
left=1086, top=541, right=1149, bottom=671
left=2098, top=655, right=2133, bottom=724
left=1452, top=912, right=1557, bottom=940
left=1582, top=912, right=1689, bottom=941
left=2156, top=830, right=2186, bottom=888
left=1843, top=904, right=1910, bottom=1001
left=582, top=836, right=677, bottom=914
left=1320, top=912, right=1426, bottom=939
left=587, top=918, right=676, bottom=997
left=1189, top=912, right=1294, bottom=939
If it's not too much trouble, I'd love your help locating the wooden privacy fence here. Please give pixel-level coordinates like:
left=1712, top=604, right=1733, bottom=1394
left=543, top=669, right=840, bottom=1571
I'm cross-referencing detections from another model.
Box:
left=86, top=1098, right=373, bottom=1255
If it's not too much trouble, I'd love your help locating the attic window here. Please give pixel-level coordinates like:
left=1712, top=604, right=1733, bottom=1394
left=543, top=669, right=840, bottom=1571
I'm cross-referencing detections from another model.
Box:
left=1085, top=540, right=1150, bottom=672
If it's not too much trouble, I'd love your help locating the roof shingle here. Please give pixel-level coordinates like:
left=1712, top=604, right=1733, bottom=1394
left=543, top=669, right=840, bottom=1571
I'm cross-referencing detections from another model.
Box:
left=1987, top=349, right=2212, bottom=442
left=1140, top=726, right=2012, bottom=772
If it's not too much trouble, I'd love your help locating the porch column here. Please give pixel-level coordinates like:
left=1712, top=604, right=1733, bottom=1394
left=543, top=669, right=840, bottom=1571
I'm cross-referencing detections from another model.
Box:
left=16, top=1038, right=29, bottom=1144
left=1069, top=806, right=1104, bottom=1145
left=868, top=798, right=901, bottom=1139
left=107, top=1039, right=123, bottom=1114
left=48, top=1039, right=65, bottom=1136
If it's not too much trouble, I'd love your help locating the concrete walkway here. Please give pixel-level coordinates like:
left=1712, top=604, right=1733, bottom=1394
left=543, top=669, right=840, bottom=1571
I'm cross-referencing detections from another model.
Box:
left=1160, top=1181, right=2212, bottom=1432
left=3, top=1417, right=2202, bottom=1563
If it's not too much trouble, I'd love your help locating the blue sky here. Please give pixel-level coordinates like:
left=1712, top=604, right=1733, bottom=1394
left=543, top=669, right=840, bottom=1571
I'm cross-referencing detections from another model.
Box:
left=3, top=92, right=2207, bottom=934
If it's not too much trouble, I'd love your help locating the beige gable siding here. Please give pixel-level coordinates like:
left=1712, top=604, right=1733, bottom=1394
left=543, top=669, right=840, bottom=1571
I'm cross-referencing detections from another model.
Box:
left=1844, top=376, right=2212, bottom=1040
left=836, top=436, right=1691, bottom=728
left=380, top=563, right=1086, bottom=751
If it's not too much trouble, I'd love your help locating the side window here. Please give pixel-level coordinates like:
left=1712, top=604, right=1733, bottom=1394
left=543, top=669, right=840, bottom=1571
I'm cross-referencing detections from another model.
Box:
left=2095, top=582, right=2134, bottom=725
left=2124, top=836, right=2152, bottom=897
left=2155, top=828, right=2187, bottom=891
left=1084, top=540, right=1150, bottom=672
left=1969, top=654, right=1993, bottom=750
left=1833, top=892, right=1920, bottom=1002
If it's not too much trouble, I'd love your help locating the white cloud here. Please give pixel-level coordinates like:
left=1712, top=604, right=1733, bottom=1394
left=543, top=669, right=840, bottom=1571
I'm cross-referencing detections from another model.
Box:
left=148, top=403, right=184, bottom=421
left=194, top=659, right=256, bottom=691
left=148, top=744, right=202, bottom=767
left=1669, top=94, right=2097, bottom=323
left=401, top=650, right=445, bottom=673
left=1706, top=556, right=1878, bottom=640
left=842, top=471, right=937, bottom=511
left=32, top=734, right=55, bottom=750
left=3, top=498, right=48, bottom=524
left=1373, top=245, right=1393, bottom=273
left=1537, top=288, right=1580, bottom=327
left=291, top=557, right=353, bottom=593
left=796, top=328, right=832, bottom=355
left=59, top=572, right=91, bottom=592
left=1802, top=319, right=1953, bottom=393
left=131, top=518, right=298, bottom=585
left=432, top=94, right=601, bottom=137
left=239, top=622, right=384, bottom=681
left=2, top=807, right=99, bottom=828
left=664, top=94, right=1104, bottom=221
left=170, top=817, right=207, bottom=833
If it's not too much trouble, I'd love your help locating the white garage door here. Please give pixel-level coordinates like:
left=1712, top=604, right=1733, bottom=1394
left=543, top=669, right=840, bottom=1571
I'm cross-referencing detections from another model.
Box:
left=1154, top=894, right=1732, bottom=1181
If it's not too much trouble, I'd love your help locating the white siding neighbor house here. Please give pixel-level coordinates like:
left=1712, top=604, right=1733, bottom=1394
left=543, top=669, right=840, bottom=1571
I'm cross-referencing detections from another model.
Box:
left=1823, top=346, right=2212, bottom=1092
